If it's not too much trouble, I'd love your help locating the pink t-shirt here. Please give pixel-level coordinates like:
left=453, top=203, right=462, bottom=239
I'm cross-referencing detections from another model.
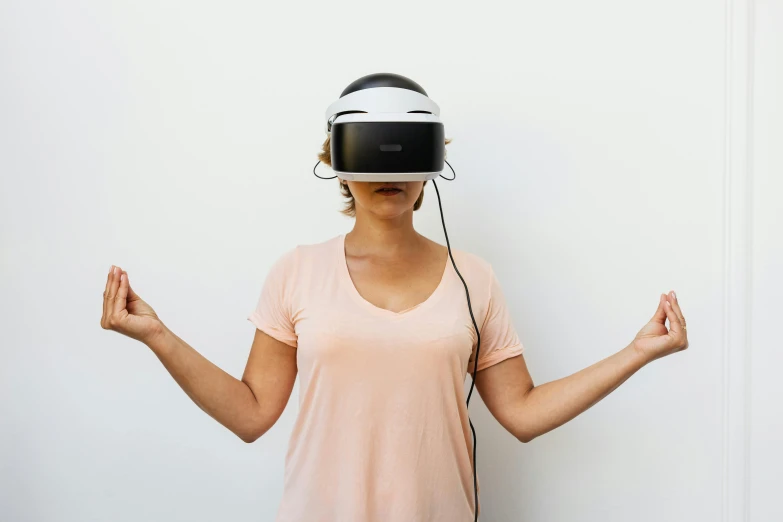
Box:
left=247, top=233, right=524, bottom=522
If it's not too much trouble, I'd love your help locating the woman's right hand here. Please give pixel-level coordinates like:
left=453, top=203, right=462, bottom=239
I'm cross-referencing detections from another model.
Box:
left=101, top=265, right=165, bottom=345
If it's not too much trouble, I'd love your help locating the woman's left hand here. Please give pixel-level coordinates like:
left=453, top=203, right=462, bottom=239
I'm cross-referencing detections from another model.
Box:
left=632, top=291, right=689, bottom=364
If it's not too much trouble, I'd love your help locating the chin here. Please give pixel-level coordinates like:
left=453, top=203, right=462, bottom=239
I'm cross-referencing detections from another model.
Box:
left=371, top=203, right=414, bottom=219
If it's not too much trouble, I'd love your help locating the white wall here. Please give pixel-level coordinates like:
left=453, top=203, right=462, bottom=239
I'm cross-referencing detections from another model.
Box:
left=748, top=1, right=783, bottom=521
left=0, top=1, right=778, bottom=521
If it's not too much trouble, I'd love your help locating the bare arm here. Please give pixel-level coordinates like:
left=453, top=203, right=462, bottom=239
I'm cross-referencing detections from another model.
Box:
left=146, top=325, right=297, bottom=443
left=476, top=291, right=689, bottom=442
left=476, top=343, right=645, bottom=442
left=101, top=265, right=297, bottom=443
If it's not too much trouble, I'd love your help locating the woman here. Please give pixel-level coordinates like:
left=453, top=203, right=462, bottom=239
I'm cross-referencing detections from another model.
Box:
left=100, top=138, right=689, bottom=522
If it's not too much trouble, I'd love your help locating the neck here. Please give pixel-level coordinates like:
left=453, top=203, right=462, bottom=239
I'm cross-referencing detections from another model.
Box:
left=346, top=208, right=422, bottom=257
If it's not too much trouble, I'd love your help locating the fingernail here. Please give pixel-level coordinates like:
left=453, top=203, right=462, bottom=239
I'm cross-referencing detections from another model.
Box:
left=121, top=273, right=126, bottom=282
left=110, top=265, right=114, bottom=275
left=672, top=291, right=677, bottom=301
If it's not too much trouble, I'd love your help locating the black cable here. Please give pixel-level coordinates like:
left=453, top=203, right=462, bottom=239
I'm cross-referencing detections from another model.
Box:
left=313, top=160, right=337, bottom=179
left=440, top=159, right=456, bottom=180
left=432, top=178, right=481, bottom=522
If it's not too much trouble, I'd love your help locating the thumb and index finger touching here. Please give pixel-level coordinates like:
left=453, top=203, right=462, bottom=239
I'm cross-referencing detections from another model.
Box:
left=112, top=268, right=145, bottom=311
left=113, top=269, right=128, bottom=314
left=106, top=265, right=140, bottom=315
left=651, top=292, right=686, bottom=337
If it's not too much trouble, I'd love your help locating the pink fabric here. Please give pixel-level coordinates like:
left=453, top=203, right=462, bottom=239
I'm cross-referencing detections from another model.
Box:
left=247, top=234, right=524, bottom=522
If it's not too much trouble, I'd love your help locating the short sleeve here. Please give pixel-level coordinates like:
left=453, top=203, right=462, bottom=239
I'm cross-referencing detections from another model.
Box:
left=247, top=247, right=299, bottom=348
left=467, top=265, right=524, bottom=373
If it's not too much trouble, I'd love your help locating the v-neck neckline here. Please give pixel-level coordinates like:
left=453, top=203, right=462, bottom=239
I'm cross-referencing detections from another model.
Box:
left=337, top=233, right=451, bottom=319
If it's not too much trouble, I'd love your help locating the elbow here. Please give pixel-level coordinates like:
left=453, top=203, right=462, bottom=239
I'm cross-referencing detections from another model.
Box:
left=237, top=422, right=269, bottom=444
left=517, top=428, right=537, bottom=442
left=513, top=392, right=538, bottom=443
left=515, top=425, right=539, bottom=443
left=238, top=406, right=284, bottom=443
left=239, top=431, right=259, bottom=444
left=516, top=432, right=537, bottom=443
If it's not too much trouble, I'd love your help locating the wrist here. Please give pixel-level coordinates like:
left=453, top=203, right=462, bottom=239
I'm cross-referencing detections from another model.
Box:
left=145, top=322, right=174, bottom=356
left=627, top=341, right=652, bottom=369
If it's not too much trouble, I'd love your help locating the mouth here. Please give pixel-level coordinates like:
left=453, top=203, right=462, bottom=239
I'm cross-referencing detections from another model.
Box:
left=375, top=184, right=403, bottom=195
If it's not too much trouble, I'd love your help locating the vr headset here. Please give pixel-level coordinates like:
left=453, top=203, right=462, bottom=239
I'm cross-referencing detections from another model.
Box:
left=323, top=73, right=446, bottom=182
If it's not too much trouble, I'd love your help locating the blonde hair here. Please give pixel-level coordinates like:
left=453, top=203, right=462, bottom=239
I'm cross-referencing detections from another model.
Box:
left=318, top=135, right=453, bottom=217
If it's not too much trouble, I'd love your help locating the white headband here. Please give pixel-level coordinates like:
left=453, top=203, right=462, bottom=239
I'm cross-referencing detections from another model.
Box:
left=325, top=87, right=440, bottom=133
